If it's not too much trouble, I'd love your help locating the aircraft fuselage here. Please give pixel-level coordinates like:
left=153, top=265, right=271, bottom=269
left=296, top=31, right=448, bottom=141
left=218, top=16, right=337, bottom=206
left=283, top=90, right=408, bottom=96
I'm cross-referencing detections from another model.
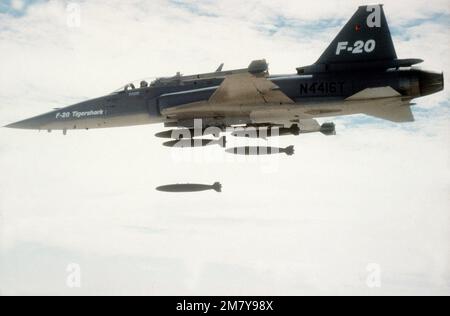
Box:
left=5, top=67, right=443, bottom=132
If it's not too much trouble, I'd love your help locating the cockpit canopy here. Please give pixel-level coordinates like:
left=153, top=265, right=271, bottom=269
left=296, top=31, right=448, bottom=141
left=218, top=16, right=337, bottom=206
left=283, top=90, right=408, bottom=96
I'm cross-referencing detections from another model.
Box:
left=110, top=60, right=269, bottom=94
left=111, top=74, right=183, bottom=94
left=111, top=78, right=154, bottom=94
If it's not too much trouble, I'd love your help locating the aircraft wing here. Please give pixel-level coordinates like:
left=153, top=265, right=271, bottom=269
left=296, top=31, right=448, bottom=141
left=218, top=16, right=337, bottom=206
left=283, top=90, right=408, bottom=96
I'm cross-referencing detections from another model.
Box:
left=361, top=102, right=415, bottom=122
left=161, top=72, right=294, bottom=119
left=345, top=86, right=401, bottom=100
left=208, top=72, right=295, bottom=106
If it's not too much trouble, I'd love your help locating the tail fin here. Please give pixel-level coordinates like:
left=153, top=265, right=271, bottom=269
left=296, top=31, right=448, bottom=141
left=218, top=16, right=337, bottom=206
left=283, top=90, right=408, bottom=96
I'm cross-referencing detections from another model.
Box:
left=284, top=146, right=295, bottom=156
left=212, top=182, right=222, bottom=193
left=316, top=5, right=397, bottom=65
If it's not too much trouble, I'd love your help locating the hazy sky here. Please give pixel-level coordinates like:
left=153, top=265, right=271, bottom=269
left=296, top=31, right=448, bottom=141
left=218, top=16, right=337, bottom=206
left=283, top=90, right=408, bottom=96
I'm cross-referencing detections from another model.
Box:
left=0, top=0, right=449, bottom=295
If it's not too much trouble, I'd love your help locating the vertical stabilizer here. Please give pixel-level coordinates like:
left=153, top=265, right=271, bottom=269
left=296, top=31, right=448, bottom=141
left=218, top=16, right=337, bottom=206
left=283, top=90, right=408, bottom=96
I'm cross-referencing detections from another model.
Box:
left=316, top=5, right=397, bottom=65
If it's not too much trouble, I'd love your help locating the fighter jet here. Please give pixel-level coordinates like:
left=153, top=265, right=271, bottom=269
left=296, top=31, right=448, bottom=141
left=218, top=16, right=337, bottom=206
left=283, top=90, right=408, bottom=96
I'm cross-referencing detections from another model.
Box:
left=5, top=5, right=444, bottom=137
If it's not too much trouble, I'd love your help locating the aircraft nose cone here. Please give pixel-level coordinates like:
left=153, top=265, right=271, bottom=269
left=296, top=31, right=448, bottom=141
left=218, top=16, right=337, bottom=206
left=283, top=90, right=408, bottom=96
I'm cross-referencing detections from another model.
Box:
left=5, top=122, right=23, bottom=129
left=4, top=117, right=42, bottom=130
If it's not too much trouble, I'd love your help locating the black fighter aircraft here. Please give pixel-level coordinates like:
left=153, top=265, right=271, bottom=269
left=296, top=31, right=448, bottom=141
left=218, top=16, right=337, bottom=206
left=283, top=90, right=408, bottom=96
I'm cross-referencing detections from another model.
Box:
left=5, top=5, right=444, bottom=138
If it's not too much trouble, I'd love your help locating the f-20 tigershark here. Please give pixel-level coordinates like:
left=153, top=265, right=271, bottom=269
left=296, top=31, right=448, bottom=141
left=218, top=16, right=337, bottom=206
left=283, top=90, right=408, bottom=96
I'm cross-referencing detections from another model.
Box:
left=5, top=5, right=444, bottom=138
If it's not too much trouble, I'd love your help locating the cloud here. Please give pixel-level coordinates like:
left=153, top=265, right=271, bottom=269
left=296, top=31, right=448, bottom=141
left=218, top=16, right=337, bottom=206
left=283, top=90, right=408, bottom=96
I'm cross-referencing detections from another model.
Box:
left=0, top=0, right=449, bottom=295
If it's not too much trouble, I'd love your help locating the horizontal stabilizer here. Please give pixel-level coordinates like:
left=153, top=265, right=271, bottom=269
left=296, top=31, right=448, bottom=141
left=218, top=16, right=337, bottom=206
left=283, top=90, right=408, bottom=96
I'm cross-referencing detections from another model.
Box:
left=363, top=104, right=415, bottom=123
left=346, top=86, right=401, bottom=100
left=346, top=87, right=414, bottom=122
